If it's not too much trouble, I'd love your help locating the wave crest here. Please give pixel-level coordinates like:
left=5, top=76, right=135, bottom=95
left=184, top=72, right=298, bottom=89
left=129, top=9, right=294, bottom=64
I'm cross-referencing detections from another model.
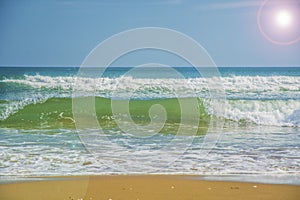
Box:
left=1, top=75, right=300, bottom=127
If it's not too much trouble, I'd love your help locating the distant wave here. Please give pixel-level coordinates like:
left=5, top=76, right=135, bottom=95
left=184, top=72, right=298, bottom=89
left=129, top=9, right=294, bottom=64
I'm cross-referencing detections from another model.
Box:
left=2, top=74, right=300, bottom=99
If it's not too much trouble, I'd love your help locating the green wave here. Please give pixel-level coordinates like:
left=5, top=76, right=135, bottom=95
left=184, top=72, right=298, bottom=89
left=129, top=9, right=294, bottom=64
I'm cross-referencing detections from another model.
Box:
left=0, top=97, right=211, bottom=134
left=0, top=100, right=9, bottom=104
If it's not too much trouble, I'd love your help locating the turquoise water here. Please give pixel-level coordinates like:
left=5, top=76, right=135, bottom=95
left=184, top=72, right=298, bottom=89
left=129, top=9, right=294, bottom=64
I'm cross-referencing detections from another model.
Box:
left=0, top=67, right=299, bottom=183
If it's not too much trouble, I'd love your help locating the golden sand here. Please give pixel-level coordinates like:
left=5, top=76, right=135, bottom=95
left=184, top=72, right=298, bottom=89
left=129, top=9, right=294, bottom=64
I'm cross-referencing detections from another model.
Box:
left=0, top=175, right=299, bottom=200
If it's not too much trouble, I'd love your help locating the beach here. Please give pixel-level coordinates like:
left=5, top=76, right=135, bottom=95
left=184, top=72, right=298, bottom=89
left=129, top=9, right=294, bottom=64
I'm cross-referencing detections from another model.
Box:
left=1, top=175, right=300, bottom=200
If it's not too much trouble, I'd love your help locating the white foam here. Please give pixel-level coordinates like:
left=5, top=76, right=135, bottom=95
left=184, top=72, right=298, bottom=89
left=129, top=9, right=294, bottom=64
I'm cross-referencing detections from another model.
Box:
left=0, top=97, right=48, bottom=121
left=0, top=127, right=299, bottom=177
left=219, top=99, right=300, bottom=127
left=1, top=75, right=300, bottom=126
left=2, top=75, right=300, bottom=99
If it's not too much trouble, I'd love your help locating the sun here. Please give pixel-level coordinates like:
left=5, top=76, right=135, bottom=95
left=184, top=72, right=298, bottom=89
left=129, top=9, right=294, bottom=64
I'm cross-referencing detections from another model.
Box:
left=276, top=10, right=292, bottom=28
left=257, top=0, right=300, bottom=45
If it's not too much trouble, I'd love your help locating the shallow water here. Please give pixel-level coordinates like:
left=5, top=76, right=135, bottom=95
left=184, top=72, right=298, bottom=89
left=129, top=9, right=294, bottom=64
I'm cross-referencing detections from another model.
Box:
left=0, top=67, right=299, bottom=183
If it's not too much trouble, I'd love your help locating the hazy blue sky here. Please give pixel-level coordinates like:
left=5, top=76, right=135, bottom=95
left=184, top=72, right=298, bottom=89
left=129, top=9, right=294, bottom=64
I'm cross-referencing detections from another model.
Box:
left=0, top=0, right=299, bottom=66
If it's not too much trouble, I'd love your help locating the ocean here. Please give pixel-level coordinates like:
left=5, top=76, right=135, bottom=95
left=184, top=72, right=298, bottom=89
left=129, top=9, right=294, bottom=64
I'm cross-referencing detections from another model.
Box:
left=0, top=66, right=299, bottom=184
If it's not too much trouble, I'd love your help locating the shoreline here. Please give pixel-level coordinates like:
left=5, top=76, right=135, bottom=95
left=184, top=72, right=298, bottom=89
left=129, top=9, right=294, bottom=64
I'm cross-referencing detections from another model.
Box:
left=1, top=173, right=300, bottom=185
left=1, top=175, right=299, bottom=200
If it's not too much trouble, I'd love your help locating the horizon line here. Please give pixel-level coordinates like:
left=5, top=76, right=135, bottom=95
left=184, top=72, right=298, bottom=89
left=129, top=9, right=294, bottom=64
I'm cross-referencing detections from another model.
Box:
left=0, top=65, right=300, bottom=68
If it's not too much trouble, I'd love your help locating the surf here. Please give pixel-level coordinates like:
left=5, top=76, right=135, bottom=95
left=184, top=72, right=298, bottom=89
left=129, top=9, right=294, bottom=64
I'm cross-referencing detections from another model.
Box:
left=1, top=73, right=300, bottom=129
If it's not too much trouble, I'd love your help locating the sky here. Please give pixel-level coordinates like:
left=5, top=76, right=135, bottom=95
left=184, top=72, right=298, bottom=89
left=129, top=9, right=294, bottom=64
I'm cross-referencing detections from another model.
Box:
left=0, top=0, right=299, bottom=67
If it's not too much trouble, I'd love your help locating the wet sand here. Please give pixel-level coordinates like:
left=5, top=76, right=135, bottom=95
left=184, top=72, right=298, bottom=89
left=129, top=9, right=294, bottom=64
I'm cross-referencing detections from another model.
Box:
left=0, top=175, right=299, bottom=200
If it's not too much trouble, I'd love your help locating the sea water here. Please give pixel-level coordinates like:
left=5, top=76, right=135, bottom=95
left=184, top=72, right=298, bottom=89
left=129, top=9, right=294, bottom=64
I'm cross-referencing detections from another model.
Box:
left=0, top=67, right=299, bottom=184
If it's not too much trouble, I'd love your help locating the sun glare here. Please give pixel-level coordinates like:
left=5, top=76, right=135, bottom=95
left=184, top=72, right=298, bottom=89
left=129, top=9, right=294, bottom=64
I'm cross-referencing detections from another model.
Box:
left=258, top=0, right=300, bottom=45
left=276, top=10, right=292, bottom=28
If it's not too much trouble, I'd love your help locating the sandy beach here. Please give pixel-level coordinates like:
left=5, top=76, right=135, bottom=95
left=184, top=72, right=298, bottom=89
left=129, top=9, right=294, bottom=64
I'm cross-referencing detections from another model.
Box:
left=0, top=175, right=299, bottom=200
